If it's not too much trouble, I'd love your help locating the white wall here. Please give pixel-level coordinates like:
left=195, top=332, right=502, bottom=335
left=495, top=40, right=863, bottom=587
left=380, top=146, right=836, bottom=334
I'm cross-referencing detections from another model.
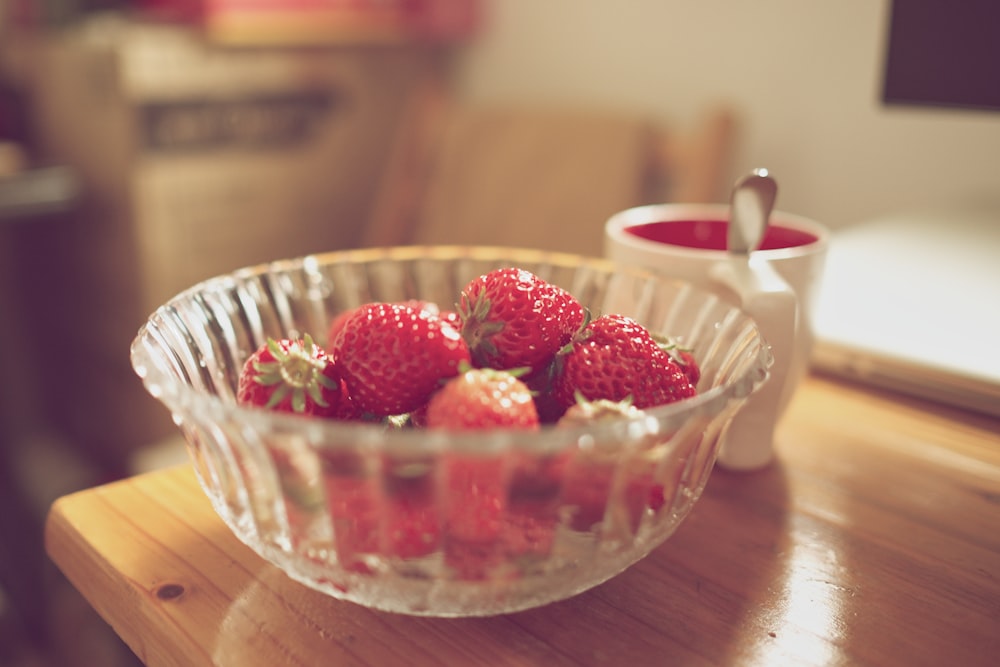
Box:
left=454, top=0, right=1000, bottom=228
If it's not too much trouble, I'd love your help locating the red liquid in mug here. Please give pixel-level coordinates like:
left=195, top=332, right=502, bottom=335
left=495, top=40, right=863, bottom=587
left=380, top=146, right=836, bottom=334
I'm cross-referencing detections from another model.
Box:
left=625, top=219, right=818, bottom=251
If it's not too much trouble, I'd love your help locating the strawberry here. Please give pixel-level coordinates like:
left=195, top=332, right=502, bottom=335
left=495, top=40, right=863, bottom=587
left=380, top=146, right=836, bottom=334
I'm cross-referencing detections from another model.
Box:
left=326, top=378, right=372, bottom=422
left=425, top=366, right=540, bottom=431
left=327, top=299, right=459, bottom=350
left=550, top=314, right=697, bottom=418
left=443, top=455, right=506, bottom=579
left=675, top=349, right=701, bottom=386
left=236, top=335, right=343, bottom=417
left=422, top=365, right=541, bottom=576
left=320, top=451, right=381, bottom=570
left=657, top=335, right=701, bottom=387
left=553, top=379, right=691, bottom=534
left=558, top=455, right=617, bottom=532
left=560, top=456, right=664, bottom=536
left=555, top=397, right=647, bottom=532
left=332, top=302, right=470, bottom=417
left=458, top=268, right=585, bottom=378
left=439, top=310, right=462, bottom=330
left=326, top=309, right=357, bottom=350
left=382, top=457, right=441, bottom=559
left=502, top=452, right=565, bottom=565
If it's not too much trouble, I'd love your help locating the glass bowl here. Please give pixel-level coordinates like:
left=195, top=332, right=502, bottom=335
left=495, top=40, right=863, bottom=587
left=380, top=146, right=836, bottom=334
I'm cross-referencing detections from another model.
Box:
left=130, top=245, right=770, bottom=616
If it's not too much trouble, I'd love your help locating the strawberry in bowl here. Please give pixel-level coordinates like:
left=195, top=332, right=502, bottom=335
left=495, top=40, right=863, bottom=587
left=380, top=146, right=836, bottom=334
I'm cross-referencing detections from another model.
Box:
left=131, top=246, right=770, bottom=616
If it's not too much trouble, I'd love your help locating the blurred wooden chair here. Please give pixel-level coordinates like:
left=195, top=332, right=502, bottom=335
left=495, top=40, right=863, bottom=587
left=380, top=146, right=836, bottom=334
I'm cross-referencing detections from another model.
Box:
left=361, top=86, right=736, bottom=258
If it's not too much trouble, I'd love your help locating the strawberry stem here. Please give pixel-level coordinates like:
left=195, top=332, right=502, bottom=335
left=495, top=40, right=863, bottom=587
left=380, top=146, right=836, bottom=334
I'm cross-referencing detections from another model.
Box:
left=254, top=335, right=333, bottom=412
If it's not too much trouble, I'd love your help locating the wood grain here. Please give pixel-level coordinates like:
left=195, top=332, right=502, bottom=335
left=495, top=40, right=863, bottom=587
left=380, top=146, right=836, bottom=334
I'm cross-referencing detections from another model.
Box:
left=45, top=373, right=1000, bottom=667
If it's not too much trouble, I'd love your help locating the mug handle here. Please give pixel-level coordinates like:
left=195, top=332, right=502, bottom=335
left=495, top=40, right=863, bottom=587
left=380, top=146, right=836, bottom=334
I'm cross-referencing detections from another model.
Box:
left=709, top=255, right=798, bottom=470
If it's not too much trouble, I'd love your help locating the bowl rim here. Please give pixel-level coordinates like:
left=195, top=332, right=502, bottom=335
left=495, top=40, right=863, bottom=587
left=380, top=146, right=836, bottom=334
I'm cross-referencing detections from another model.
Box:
left=130, top=245, right=771, bottom=453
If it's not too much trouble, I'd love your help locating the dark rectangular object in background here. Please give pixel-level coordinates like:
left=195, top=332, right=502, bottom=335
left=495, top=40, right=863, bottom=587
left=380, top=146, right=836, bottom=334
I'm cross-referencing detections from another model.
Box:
left=883, top=0, right=1000, bottom=113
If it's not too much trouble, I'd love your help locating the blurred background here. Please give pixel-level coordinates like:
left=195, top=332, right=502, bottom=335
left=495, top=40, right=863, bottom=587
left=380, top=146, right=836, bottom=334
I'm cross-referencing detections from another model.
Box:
left=1, top=1, right=998, bottom=665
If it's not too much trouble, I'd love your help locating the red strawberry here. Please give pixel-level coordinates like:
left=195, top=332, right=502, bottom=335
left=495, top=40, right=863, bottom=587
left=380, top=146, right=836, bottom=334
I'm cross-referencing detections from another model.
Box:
left=320, top=451, right=381, bottom=569
left=326, top=309, right=356, bottom=349
left=556, top=398, right=670, bottom=526
left=550, top=314, right=697, bottom=417
left=423, top=366, right=545, bottom=577
left=501, top=452, right=566, bottom=563
left=382, top=457, right=441, bottom=559
left=443, top=455, right=506, bottom=579
left=458, top=268, right=585, bottom=378
left=236, top=335, right=343, bottom=417
left=560, top=457, right=664, bottom=536
left=558, top=456, right=617, bottom=532
left=332, top=302, right=470, bottom=416
left=326, top=378, right=372, bottom=422
left=555, top=397, right=650, bottom=532
left=439, top=309, right=462, bottom=329
left=425, top=366, right=540, bottom=431
left=327, top=300, right=459, bottom=350
left=676, top=350, right=701, bottom=386
left=422, top=365, right=541, bottom=576
left=656, top=335, right=701, bottom=387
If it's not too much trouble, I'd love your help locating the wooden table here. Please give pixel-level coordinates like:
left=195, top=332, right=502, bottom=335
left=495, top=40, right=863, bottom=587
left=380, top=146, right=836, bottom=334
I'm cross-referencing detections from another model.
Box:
left=45, top=373, right=1000, bottom=667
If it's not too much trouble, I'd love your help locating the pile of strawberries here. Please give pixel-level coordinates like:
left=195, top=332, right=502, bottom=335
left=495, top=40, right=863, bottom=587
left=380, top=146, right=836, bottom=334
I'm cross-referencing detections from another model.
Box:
left=237, top=266, right=699, bottom=428
left=236, top=267, right=701, bottom=578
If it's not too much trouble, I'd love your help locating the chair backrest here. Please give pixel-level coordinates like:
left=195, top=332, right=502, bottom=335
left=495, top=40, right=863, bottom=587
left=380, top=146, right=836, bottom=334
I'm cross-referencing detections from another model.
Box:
left=362, top=87, right=735, bottom=259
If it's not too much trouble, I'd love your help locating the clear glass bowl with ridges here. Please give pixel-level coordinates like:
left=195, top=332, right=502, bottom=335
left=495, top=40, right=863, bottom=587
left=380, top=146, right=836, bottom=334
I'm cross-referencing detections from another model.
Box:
left=130, top=245, right=770, bottom=616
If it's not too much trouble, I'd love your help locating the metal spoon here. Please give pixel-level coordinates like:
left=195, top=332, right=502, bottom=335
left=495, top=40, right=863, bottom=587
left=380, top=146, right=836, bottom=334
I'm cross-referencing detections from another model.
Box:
left=728, top=168, right=778, bottom=255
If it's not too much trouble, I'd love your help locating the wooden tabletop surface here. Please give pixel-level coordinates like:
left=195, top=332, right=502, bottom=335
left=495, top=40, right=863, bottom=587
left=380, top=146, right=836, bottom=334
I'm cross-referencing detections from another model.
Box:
left=45, top=373, right=1000, bottom=667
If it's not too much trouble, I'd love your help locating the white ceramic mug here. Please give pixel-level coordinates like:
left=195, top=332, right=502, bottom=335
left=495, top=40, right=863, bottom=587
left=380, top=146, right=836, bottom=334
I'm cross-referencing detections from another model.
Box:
left=605, top=203, right=829, bottom=470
